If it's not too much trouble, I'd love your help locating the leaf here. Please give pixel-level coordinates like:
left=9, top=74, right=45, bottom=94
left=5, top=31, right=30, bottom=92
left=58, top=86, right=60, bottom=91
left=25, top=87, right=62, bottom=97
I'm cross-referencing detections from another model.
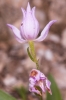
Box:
left=0, top=89, right=16, bottom=100
left=16, top=87, right=27, bottom=100
left=27, top=47, right=35, bottom=62
left=46, top=74, right=62, bottom=100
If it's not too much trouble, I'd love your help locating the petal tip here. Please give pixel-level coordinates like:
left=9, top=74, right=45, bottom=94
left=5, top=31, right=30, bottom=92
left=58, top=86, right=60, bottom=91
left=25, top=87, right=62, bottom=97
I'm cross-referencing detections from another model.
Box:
left=7, top=24, right=9, bottom=26
left=7, top=24, right=12, bottom=29
left=32, top=7, right=36, bottom=14
left=51, top=20, right=57, bottom=23
left=32, top=7, right=35, bottom=10
left=27, top=2, right=31, bottom=12
left=27, top=2, right=30, bottom=7
left=21, top=8, right=25, bottom=12
left=21, top=8, right=25, bottom=18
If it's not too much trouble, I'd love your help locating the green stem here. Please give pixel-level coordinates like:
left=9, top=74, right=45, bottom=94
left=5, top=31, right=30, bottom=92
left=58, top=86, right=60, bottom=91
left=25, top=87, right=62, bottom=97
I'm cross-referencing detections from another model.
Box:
left=28, top=41, right=39, bottom=69
left=28, top=41, right=36, bottom=57
left=37, top=94, right=43, bottom=100
left=36, top=60, right=39, bottom=69
left=39, top=96, right=43, bottom=100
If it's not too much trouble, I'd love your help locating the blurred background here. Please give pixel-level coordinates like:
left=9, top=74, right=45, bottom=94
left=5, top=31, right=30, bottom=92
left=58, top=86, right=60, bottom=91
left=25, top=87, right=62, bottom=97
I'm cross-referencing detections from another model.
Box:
left=0, top=0, right=66, bottom=100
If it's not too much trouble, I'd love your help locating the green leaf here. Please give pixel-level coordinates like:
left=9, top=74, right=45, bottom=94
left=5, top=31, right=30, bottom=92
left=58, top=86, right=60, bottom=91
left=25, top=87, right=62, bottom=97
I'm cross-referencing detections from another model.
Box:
left=46, top=74, right=62, bottom=100
left=27, top=47, right=35, bottom=62
left=16, top=87, right=27, bottom=100
left=0, top=89, right=16, bottom=100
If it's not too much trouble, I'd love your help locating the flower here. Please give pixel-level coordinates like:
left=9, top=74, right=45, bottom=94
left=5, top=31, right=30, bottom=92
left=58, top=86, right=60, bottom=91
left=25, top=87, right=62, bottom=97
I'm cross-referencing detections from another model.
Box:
left=29, top=69, right=52, bottom=95
left=7, top=2, right=57, bottom=43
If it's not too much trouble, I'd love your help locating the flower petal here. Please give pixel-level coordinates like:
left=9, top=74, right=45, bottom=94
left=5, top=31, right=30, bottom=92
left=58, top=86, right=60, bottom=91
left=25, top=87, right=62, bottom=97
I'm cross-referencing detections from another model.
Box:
left=40, top=72, right=46, bottom=80
left=32, top=7, right=40, bottom=38
left=7, top=24, right=26, bottom=43
left=29, top=77, right=36, bottom=85
left=46, top=79, right=52, bottom=95
left=29, top=77, right=41, bottom=94
left=35, top=20, right=57, bottom=41
left=46, top=79, right=51, bottom=89
left=21, top=8, right=36, bottom=40
left=26, top=2, right=31, bottom=13
left=30, top=69, right=40, bottom=81
left=21, top=8, right=26, bottom=19
left=38, top=80, right=46, bottom=93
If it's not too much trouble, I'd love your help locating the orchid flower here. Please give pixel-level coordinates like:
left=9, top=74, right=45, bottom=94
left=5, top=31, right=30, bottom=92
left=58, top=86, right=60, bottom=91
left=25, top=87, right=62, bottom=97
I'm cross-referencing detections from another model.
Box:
left=29, top=69, right=52, bottom=95
left=7, top=2, right=57, bottom=43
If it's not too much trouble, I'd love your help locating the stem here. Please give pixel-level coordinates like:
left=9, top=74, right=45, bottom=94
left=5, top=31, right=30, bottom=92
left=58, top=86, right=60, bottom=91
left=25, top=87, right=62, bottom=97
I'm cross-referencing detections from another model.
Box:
left=39, top=96, right=43, bottom=100
left=28, top=41, right=36, bottom=58
left=37, top=94, right=43, bottom=100
left=28, top=41, right=39, bottom=69
left=36, top=60, right=39, bottom=69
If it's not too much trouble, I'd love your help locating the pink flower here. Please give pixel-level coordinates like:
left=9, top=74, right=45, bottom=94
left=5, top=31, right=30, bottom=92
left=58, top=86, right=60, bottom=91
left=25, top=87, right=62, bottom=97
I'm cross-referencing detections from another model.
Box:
left=29, top=69, right=52, bottom=95
left=7, top=2, right=57, bottom=43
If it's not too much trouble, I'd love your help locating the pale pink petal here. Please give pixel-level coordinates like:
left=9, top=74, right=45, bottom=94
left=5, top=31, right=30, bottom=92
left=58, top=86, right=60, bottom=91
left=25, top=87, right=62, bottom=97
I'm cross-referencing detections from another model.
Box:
left=7, top=24, right=21, bottom=39
left=15, top=37, right=26, bottom=43
left=29, top=77, right=36, bottom=85
left=22, top=19, right=35, bottom=40
left=26, top=2, right=31, bottom=13
left=46, top=79, right=52, bottom=95
left=7, top=24, right=26, bottom=43
left=20, top=23, right=26, bottom=40
left=40, top=72, right=46, bottom=80
left=21, top=8, right=26, bottom=19
left=29, top=77, right=40, bottom=94
left=20, top=8, right=26, bottom=39
left=32, top=7, right=39, bottom=38
left=35, top=20, right=57, bottom=41
left=29, top=82, right=35, bottom=91
left=38, top=80, right=45, bottom=92
left=46, top=79, right=51, bottom=90
left=22, top=2, right=36, bottom=40
left=21, top=11, right=35, bottom=40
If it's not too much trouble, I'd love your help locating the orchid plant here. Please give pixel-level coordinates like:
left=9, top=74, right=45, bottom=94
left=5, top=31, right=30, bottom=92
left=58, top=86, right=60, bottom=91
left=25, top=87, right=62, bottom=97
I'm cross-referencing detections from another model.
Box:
left=7, top=2, right=57, bottom=100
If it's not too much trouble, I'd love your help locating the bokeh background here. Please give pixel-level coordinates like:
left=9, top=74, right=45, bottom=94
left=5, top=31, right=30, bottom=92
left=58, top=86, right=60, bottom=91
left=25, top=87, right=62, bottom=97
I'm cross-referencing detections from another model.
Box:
left=0, top=0, right=66, bottom=100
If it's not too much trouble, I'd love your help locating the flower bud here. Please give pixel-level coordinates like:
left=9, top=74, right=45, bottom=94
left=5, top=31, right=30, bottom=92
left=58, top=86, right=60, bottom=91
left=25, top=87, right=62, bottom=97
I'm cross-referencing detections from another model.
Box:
left=20, top=2, right=39, bottom=40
